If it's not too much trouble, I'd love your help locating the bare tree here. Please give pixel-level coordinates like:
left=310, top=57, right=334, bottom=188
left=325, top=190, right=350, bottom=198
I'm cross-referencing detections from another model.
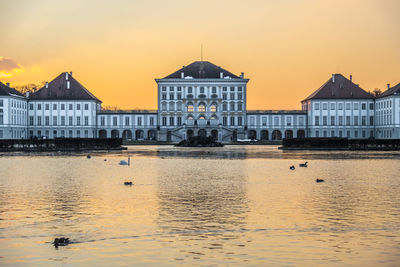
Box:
left=369, top=88, right=382, bottom=97
left=15, top=81, right=46, bottom=94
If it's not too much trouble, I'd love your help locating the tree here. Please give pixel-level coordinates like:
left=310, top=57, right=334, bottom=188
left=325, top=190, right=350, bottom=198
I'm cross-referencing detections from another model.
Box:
left=369, top=88, right=382, bottom=97
left=14, top=81, right=46, bottom=95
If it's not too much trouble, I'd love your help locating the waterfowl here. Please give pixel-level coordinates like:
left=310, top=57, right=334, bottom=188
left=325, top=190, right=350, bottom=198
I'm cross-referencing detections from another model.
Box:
left=53, top=237, right=69, bottom=247
left=119, top=156, right=130, bottom=166
left=289, top=165, right=295, bottom=170
left=87, top=154, right=91, bottom=159
left=316, top=179, right=325, bottom=183
left=124, top=181, right=133, bottom=186
left=299, top=161, right=308, bottom=167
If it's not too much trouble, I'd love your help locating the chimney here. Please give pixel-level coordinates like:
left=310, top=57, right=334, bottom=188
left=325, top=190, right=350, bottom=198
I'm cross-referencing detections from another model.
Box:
left=220, top=72, right=223, bottom=79
left=67, top=81, right=70, bottom=89
left=240, top=72, right=244, bottom=79
left=387, top=83, right=390, bottom=89
left=45, top=82, right=49, bottom=88
left=6, top=82, right=10, bottom=87
left=181, top=72, right=184, bottom=79
left=350, top=75, right=352, bottom=82
left=332, top=74, right=335, bottom=83
left=65, top=72, right=68, bottom=80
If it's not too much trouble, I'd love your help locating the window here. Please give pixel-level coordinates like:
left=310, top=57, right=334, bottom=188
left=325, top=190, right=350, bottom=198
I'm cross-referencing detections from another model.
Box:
left=77, top=117, right=81, bottom=126
left=162, top=117, right=167, bottom=126
left=331, top=130, right=335, bottom=137
left=210, top=105, right=217, bottom=112
left=230, top=102, right=235, bottom=111
left=287, top=117, right=292, bottom=126
left=274, top=117, right=279, bottom=126
left=169, top=117, right=174, bottom=126
left=76, top=130, right=80, bottom=138
left=223, top=117, right=227, bottom=126
left=169, top=93, right=174, bottom=100
left=346, top=103, right=351, bottom=110
left=230, top=87, right=234, bottom=91
left=177, top=94, right=182, bottom=100
left=230, top=117, right=235, bottom=126
left=45, top=116, right=49, bottom=126
left=338, top=103, right=343, bottom=110
left=29, top=116, right=34, bottom=126
left=37, top=116, right=42, bottom=126
left=169, top=102, right=174, bottom=110
left=369, top=103, right=374, bottom=110
left=46, top=104, right=49, bottom=110
left=177, top=117, right=182, bottom=126
left=354, top=116, right=358, bottom=126
left=370, top=116, right=374, bottom=125
left=112, top=117, right=117, bottom=126
left=330, top=103, right=335, bottom=110
left=315, top=103, right=320, bottom=110
left=323, top=116, right=327, bottom=126
left=237, top=103, right=242, bottom=111
left=238, top=87, right=242, bottom=91
left=169, top=86, right=174, bottom=91
left=61, top=116, right=65, bottom=126
left=77, top=104, right=81, bottom=110
left=150, top=117, right=154, bottom=126
left=200, top=87, right=204, bottom=94
left=330, top=116, right=335, bottom=126
left=177, top=102, right=182, bottom=111
left=101, top=117, right=105, bottom=126
left=198, top=104, right=206, bottom=112
left=238, top=117, right=242, bottom=126
left=346, top=116, right=350, bottom=126
left=85, top=104, right=89, bottom=110
left=339, top=116, right=343, bottom=126
left=177, top=86, right=182, bottom=91
left=315, top=116, right=319, bottom=126
left=53, top=104, right=57, bottom=110
left=53, top=116, right=57, bottom=126
left=230, top=93, right=235, bottom=100
left=354, top=103, right=359, bottom=110
left=29, top=103, right=33, bottom=110
left=250, top=117, right=255, bottom=126
left=162, top=86, right=166, bottom=91
left=315, top=130, right=319, bottom=137
left=223, top=87, right=227, bottom=91
left=212, top=87, right=216, bottom=94
left=299, top=117, right=304, bottom=126
left=61, top=104, right=65, bottom=110
left=187, top=104, right=194, bottom=112
left=223, top=103, right=227, bottom=111
left=355, top=131, right=358, bottom=138
left=238, top=94, right=242, bottom=100
left=323, top=103, right=327, bottom=110
left=137, top=117, right=142, bottom=126
left=223, top=94, right=227, bottom=100
left=362, top=116, right=366, bottom=126
left=188, top=87, right=193, bottom=94
left=262, top=117, right=267, bottom=126
left=162, top=102, right=167, bottom=110
left=37, top=104, right=42, bottom=110
left=362, top=103, right=366, bottom=110
left=85, top=130, right=88, bottom=138
left=162, top=94, right=167, bottom=100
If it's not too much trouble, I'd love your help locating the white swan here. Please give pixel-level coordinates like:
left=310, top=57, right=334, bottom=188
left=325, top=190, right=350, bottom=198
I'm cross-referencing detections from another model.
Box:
left=119, top=156, right=130, bottom=166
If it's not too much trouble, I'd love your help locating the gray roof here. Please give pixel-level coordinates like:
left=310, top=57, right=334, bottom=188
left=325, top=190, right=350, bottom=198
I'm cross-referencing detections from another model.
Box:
left=30, top=72, right=101, bottom=102
left=303, top=74, right=373, bottom=101
left=379, top=83, right=400, bottom=97
left=162, top=61, right=240, bottom=79
left=0, top=81, right=24, bottom=97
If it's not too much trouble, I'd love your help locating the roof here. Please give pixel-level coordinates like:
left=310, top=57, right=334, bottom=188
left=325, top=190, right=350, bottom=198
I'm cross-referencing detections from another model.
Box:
left=162, top=61, right=241, bottom=79
left=302, top=74, right=373, bottom=101
left=247, top=110, right=306, bottom=115
left=379, top=83, right=400, bottom=98
left=0, top=81, right=24, bottom=97
left=98, top=109, right=157, bottom=114
left=30, top=72, right=101, bottom=102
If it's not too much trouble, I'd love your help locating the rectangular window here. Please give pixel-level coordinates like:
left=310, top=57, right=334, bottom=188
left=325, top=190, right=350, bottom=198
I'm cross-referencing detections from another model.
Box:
left=77, top=116, right=81, bottom=126
left=331, top=130, right=335, bottom=137
left=169, top=117, right=174, bottom=126
left=100, top=117, right=105, bottom=126
left=125, top=117, right=130, bottom=126
left=230, top=102, right=235, bottom=111
left=238, top=94, right=242, bottom=100
left=330, top=116, right=335, bottom=126
left=30, top=104, right=34, bottom=110
left=112, top=117, right=117, bottom=126
left=68, top=116, right=73, bottom=126
left=77, top=104, right=81, bottom=110
left=354, top=103, right=359, bottom=110
left=45, top=116, right=49, bottom=126
left=69, top=104, right=73, bottom=110
left=45, top=104, right=49, bottom=110
left=223, top=117, right=227, bottom=126
left=238, top=87, right=242, bottom=91
left=61, top=116, right=65, bottom=126
left=230, top=93, right=235, bottom=100
left=29, top=116, right=34, bottom=126
left=84, top=104, right=89, bottom=110
left=61, top=104, right=65, bottom=110
left=169, top=86, right=174, bottom=91
left=53, top=104, right=57, bottom=110
left=230, top=117, right=235, bottom=126
left=37, top=104, right=41, bottom=110
left=346, top=103, right=351, bottom=110
left=177, top=117, right=182, bottom=126
left=250, top=117, right=255, bottom=126
left=262, top=117, right=267, bottom=126
left=347, top=131, right=350, bottom=138
left=362, top=103, right=366, bottom=110
left=177, top=86, right=182, bottom=91
left=137, top=117, right=142, bottom=126
left=212, top=87, right=216, bottom=94
left=188, top=87, right=192, bottom=94
left=37, top=116, right=42, bottom=126
left=330, top=103, right=335, bottom=110
left=338, top=103, right=343, bottom=110
left=84, top=116, right=89, bottom=126
left=150, top=117, right=154, bottom=126
left=339, top=116, right=343, bottom=126
left=315, top=130, right=319, bottom=137
left=53, top=116, right=57, bottom=126
left=323, top=116, right=327, bottom=126
left=162, top=86, right=166, bottom=91
left=170, top=93, right=174, bottom=100
left=299, top=117, right=304, bottom=126
left=223, top=103, right=227, bottom=111
left=287, top=117, right=292, bottom=126
left=369, top=103, right=374, bottom=110
left=162, top=117, right=167, bottom=126
left=354, top=116, right=358, bottom=126
left=177, top=94, right=182, bottom=100
left=362, top=116, right=366, bottom=126
left=315, top=116, right=319, bottom=126
left=369, top=116, right=374, bottom=125
left=230, top=87, right=235, bottom=91
left=355, top=131, right=358, bottom=138
left=274, top=117, right=279, bottom=126
left=323, top=103, right=327, bottom=110
left=238, top=117, right=242, bottom=126
left=69, top=130, right=73, bottom=138
left=346, top=116, right=351, bottom=126
left=76, top=130, right=80, bottom=138
left=223, top=94, right=227, bottom=100
left=200, top=87, right=204, bottom=94
left=315, top=103, right=319, bottom=110
left=162, top=94, right=167, bottom=100
left=237, top=103, right=242, bottom=111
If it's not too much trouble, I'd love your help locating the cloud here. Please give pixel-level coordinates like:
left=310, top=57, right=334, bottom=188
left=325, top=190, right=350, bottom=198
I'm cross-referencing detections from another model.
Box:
left=0, top=57, right=24, bottom=78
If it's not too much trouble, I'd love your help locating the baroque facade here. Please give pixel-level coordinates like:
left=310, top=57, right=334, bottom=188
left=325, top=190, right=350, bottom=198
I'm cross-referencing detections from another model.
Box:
left=0, top=61, right=399, bottom=141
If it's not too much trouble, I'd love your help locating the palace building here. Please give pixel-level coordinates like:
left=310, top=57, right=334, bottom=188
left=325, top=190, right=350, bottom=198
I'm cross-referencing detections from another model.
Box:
left=0, top=61, right=399, bottom=141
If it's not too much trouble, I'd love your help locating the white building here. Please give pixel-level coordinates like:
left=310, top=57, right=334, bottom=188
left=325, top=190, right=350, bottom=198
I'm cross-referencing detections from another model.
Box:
left=375, top=83, right=400, bottom=139
left=0, top=81, right=28, bottom=139
left=0, top=61, right=399, bottom=142
left=302, top=74, right=375, bottom=139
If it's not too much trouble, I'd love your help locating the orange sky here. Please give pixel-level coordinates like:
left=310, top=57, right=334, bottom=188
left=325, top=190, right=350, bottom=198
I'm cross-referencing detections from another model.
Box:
left=0, top=0, right=399, bottom=110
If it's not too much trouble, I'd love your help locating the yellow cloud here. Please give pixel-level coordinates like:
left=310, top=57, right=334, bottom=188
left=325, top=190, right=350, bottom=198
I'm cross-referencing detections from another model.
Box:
left=0, top=57, right=25, bottom=78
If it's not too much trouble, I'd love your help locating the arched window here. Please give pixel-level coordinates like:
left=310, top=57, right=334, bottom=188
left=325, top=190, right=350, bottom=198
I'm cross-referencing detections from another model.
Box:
left=210, top=115, right=218, bottom=120
left=198, top=103, right=206, bottom=112
left=210, top=104, right=217, bottom=112
left=187, top=103, right=194, bottom=112
left=187, top=115, right=194, bottom=120
left=198, top=115, right=206, bottom=120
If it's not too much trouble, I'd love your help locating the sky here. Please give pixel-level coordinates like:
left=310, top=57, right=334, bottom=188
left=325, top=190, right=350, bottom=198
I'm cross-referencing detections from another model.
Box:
left=0, top=0, right=399, bottom=110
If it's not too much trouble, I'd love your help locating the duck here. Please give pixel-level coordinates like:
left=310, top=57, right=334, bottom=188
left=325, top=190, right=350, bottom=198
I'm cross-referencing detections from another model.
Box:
left=299, top=161, right=308, bottom=167
left=316, top=179, right=325, bottom=183
left=289, top=165, right=295, bottom=170
left=54, top=237, right=69, bottom=247
left=86, top=154, right=91, bottom=159
left=124, top=181, right=133, bottom=186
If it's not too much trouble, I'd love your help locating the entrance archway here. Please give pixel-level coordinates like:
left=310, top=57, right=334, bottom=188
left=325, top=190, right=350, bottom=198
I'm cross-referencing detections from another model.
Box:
left=272, top=130, right=282, bottom=140
left=297, top=130, right=305, bottom=138
left=261, top=130, right=269, bottom=140
left=248, top=130, right=257, bottom=140
left=99, top=130, right=107, bottom=138
left=135, top=130, right=144, bottom=140
left=284, top=130, right=293, bottom=139
left=211, top=129, right=218, bottom=140
left=122, top=130, right=132, bottom=140
left=111, top=130, right=119, bottom=138
left=198, top=129, right=206, bottom=137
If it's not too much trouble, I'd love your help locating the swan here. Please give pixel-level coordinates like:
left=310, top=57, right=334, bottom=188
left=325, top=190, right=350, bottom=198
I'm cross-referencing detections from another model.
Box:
left=119, top=156, right=130, bottom=166
left=299, top=161, right=308, bottom=167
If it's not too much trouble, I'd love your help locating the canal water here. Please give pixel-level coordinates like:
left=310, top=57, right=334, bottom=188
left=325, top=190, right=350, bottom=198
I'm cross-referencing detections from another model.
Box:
left=1, top=146, right=400, bottom=266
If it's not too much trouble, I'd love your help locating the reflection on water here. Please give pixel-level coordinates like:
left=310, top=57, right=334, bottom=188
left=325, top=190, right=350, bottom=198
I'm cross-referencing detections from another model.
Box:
left=0, top=146, right=400, bottom=266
